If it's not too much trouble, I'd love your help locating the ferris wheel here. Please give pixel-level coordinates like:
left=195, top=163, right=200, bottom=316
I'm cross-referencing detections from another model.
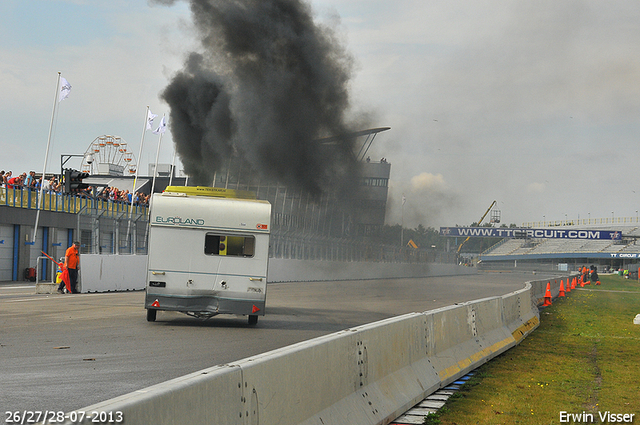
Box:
left=81, top=135, right=137, bottom=176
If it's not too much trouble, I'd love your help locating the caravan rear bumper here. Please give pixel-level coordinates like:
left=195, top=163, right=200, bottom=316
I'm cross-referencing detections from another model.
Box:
left=145, top=293, right=265, bottom=316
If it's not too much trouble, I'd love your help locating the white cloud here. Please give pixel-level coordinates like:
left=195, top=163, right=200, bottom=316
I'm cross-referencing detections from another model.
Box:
left=410, top=172, right=447, bottom=193
left=527, top=182, right=545, bottom=193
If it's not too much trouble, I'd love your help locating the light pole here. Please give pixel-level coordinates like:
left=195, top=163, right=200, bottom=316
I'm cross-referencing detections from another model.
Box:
left=401, top=194, right=405, bottom=247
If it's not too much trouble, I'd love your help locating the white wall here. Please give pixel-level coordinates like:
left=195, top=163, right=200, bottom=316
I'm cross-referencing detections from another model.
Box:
left=80, top=254, right=148, bottom=292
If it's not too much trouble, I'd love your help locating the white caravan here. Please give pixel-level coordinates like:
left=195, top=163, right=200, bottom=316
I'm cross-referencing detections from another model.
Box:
left=144, top=186, right=271, bottom=325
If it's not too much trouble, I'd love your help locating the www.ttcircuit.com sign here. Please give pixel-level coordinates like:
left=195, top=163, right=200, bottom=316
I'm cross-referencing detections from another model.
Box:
left=439, top=227, right=622, bottom=240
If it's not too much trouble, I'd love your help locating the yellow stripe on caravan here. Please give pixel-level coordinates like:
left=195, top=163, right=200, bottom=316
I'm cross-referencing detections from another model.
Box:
left=164, top=186, right=256, bottom=199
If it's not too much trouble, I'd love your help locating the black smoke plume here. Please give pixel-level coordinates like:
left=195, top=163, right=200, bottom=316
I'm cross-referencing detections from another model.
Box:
left=154, top=0, right=366, bottom=200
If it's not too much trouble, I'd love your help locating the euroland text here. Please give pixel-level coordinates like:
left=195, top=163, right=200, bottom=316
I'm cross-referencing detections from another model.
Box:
left=560, top=410, right=635, bottom=423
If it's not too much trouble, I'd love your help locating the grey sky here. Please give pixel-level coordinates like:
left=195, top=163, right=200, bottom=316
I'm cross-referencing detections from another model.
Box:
left=1, top=0, right=639, bottom=227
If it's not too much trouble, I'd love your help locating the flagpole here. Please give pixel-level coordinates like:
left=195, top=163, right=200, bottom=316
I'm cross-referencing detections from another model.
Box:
left=146, top=116, right=165, bottom=242
left=150, top=118, right=164, bottom=197
left=132, top=106, right=150, bottom=207
left=126, top=106, right=152, bottom=253
left=33, top=72, right=62, bottom=243
left=168, top=146, right=176, bottom=187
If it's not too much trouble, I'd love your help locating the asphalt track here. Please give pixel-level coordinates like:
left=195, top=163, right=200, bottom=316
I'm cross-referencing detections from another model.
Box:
left=0, top=271, right=557, bottom=414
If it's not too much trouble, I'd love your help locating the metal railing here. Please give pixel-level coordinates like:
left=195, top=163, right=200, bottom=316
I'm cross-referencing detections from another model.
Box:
left=2, top=186, right=454, bottom=264
left=269, top=232, right=454, bottom=263
left=523, top=217, right=640, bottom=228
left=0, top=186, right=149, bottom=217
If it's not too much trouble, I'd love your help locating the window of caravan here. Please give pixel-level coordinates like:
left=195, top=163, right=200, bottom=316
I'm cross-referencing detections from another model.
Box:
left=204, top=234, right=256, bottom=257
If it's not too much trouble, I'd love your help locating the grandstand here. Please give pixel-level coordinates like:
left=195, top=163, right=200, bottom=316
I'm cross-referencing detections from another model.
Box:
left=479, top=224, right=640, bottom=272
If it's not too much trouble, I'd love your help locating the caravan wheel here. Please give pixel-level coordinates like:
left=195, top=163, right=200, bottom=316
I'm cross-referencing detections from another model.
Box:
left=248, top=315, right=258, bottom=325
left=147, top=309, right=157, bottom=322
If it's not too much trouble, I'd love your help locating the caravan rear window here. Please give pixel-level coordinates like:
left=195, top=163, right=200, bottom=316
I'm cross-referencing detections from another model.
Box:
left=204, top=234, right=256, bottom=257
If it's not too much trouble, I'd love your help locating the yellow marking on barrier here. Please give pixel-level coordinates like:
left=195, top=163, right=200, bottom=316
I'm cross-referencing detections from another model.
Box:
left=484, top=337, right=513, bottom=355
left=434, top=316, right=541, bottom=382
left=511, top=316, right=540, bottom=344
left=439, top=364, right=461, bottom=381
left=437, top=336, right=518, bottom=381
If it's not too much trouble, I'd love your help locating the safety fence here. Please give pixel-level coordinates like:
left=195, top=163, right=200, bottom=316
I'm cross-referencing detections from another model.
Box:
left=62, top=274, right=574, bottom=425
left=0, top=186, right=148, bottom=217
left=77, top=210, right=148, bottom=255
left=270, top=232, right=455, bottom=264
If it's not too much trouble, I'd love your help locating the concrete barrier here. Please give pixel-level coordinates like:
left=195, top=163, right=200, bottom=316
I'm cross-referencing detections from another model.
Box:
left=529, top=275, right=576, bottom=307
left=62, top=274, right=571, bottom=425
left=293, top=315, right=441, bottom=425
left=502, top=284, right=539, bottom=344
left=63, top=365, right=245, bottom=424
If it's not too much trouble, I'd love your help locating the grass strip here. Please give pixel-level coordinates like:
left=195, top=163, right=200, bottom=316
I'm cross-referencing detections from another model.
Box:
left=431, top=274, right=640, bottom=425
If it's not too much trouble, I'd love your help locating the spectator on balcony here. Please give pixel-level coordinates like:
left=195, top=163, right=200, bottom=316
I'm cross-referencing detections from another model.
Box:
left=25, top=171, right=36, bottom=189
left=42, top=177, right=52, bottom=192
left=50, top=177, right=61, bottom=192
left=3, top=171, right=12, bottom=186
left=81, top=187, right=93, bottom=198
left=6, top=174, right=23, bottom=189
left=134, top=192, right=149, bottom=206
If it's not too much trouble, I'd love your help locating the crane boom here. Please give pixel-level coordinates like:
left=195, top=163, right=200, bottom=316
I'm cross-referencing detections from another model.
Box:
left=457, top=200, right=498, bottom=253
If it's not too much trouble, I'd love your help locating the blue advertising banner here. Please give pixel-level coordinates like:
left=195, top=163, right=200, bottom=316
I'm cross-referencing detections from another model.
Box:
left=439, top=227, right=622, bottom=240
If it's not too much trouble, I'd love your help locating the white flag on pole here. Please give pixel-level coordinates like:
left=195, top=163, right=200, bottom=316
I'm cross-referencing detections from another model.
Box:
left=153, top=115, right=167, bottom=134
left=146, top=109, right=158, bottom=130
left=59, top=77, right=72, bottom=101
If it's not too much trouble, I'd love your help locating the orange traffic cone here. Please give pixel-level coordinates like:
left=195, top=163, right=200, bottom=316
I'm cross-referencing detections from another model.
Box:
left=543, top=282, right=552, bottom=306
left=596, top=280, right=601, bottom=285
left=579, top=276, right=584, bottom=287
left=571, top=277, right=576, bottom=290
left=559, top=280, right=565, bottom=297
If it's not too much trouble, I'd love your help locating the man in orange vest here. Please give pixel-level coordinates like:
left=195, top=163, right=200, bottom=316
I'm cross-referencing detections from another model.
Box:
left=64, top=241, right=81, bottom=294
